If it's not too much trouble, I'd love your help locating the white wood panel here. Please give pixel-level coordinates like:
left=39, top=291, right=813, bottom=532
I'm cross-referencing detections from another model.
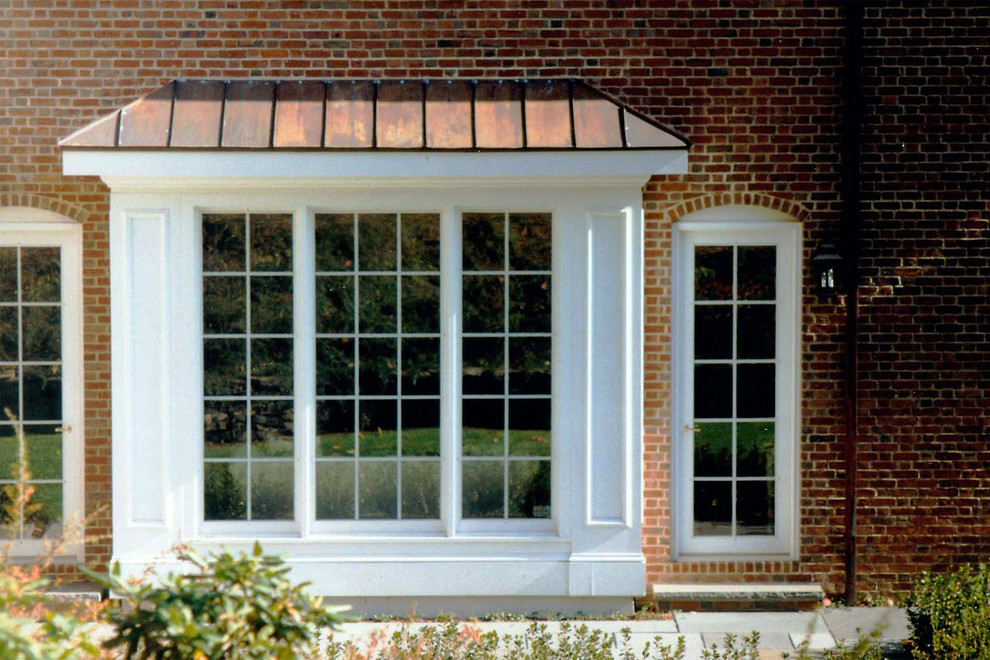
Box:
left=126, top=212, right=169, bottom=525
left=586, top=211, right=628, bottom=525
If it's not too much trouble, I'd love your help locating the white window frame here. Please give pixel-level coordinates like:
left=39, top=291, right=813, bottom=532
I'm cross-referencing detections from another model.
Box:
left=0, top=208, right=84, bottom=561
left=672, top=208, right=801, bottom=559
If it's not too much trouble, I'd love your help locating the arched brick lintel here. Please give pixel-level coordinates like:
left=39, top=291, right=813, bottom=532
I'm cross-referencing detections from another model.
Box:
left=0, top=193, right=96, bottom=224
left=664, top=193, right=810, bottom=223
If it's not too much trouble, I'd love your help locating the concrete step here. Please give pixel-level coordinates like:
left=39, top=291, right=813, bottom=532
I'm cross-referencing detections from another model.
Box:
left=646, top=583, right=825, bottom=612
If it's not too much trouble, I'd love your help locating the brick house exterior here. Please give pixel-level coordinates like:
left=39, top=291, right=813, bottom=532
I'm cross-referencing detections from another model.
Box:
left=1, top=1, right=987, bottom=605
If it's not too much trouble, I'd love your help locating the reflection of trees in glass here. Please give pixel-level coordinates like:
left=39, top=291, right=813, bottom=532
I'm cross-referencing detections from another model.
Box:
left=509, top=460, right=550, bottom=518
left=20, top=248, right=61, bottom=302
left=202, top=215, right=245, bottom=272
left=204, top=463, right=245, bottom=520
left=357, top=214, right=397, bottom=271
left=509, top=213, right=551, bottom=270
left=250, top=215, right=292, bottom=271
left=462, top=214, right=503, bottom=271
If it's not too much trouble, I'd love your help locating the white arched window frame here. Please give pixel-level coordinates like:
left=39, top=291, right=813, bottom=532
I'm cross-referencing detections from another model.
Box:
left=672, top=205, right=802, bottom=559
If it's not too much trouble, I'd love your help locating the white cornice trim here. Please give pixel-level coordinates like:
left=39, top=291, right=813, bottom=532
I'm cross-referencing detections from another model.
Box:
left=63, top=150, right=688, bottom=191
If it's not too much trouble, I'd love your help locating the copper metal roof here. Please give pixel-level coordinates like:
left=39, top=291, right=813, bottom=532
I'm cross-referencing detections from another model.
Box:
left=59, top=79, right=688, bottom=151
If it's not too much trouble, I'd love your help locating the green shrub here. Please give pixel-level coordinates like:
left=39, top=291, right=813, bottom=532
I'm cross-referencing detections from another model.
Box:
left=85, top=542, right=347, bottom=659
left=906, top=562, right=990, bottom=660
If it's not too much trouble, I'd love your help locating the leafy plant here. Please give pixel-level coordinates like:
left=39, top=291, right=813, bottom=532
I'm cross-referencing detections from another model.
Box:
left=327, top=620, right=689, bottom=660
left=85, top=542, right=347, bottom=659
left=701, top=632, right=759, bottom=660
left=906, top=562, right=990, bottom=659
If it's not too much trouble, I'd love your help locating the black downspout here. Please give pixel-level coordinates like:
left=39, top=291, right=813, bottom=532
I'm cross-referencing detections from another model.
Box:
left=842, top=1, right=865, bottom=606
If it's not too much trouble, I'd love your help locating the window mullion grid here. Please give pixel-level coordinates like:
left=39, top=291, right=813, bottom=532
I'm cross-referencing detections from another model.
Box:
left=244, top=216, right=254, bottom=522
left=15, top=247, right=23, bottom=538
left=352, top=212, right=360, bottom=520
left=730, top=244, right=738, bottom=537
left=396, top=213, right=403, bottom=520
left=502, top=212, right=510, bottom=520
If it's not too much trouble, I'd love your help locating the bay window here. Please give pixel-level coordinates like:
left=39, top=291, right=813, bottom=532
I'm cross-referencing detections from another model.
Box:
left=201, top=207, right=554, bottom=531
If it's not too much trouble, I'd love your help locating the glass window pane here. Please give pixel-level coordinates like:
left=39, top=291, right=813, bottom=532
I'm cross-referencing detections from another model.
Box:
left=401, top=338, right=439, bottom=395
left=0, top=425, right=16, bottom=478
left=694, top=422, right=731, bottom=477
left=22, top=365, right=60, bottom=421
left=358, top=461, right=397, bottom=519
left=204, top=339, right=246, bottom=396
left=250, top=400, right=294, bottom=457
left=315, top=213, right=354, bottom=272
left=401, top=275, right=439, bottom=333
left=316, top=338, right=354, bottom=396
left=508, top=460, right=550, bottom=518
left=204, top=401, right=247, bottom=458
left=462, top=399, right=504, bottom=456
left=401, top=213, right=440, bottom=272
left=737, top=305, right=775, bottom=359
left=316, top=276, right=355, bottom=334
left=508, top=275, right=551, bottom=333
left=250, top=276, right=293, bottom=334
left=738, top=246, right=776, bottom=300
left=358, top=275, right=397, bottom=333
left=462, top=460, right=504, bottom=518
left=737, top=364, right=774, bottom=418
left=737, top=422, right=775, bottom=477
left=694, top=364, right=732, bottom=419
left=509, top=213, right=552, bottom=271
left=694, top=305, right=731, bottom=360
left=462, top=213, right=504, bottom=271
left=401, top=399, right=439, bottom=457
left=26, top=482, right=61, bottom=539
left=316, top=461, right=355, bottom=519
left=0, top=248, right=16, bottom=301
left=462, top=274, right=504, bottom=334
left=737, top=481, right=775, bottom=535
left=251, top=462, right=294, bottom=520
left=358, top=338, right=397, bottom=396
left=0, top=366, right=17, bottom=416
left=508, top=398, right=551, bottom=457
left=358, top=399, right=398, bottom=457
left=509, top=337, right=551, bottom=395
left=203, top=276, right=245, bottom=334
left=694, top=480, right=731, bottom=536
left=401, top=461, right=440, bottom=519
left=204, top=462, right=247, bottom=521
left=203, top=214, right=245, bottom=272
left=21, top=306, right=60, bottom=362
left=462, top=337, right=504, bottom=395
left=695, top=246, right=732, bottom=301
left=20, top=248, right=60, bottom=302
left=249, top=214, right=292, bottom=272
left=317, top=400, right=355, bottom=457
left=358, top=214, right=397, bottom=272
left=250, top=338, right=293, bottom=396
left=23, top=424, right=62, bottom=480
left=0, top=307, right=17, bottom=361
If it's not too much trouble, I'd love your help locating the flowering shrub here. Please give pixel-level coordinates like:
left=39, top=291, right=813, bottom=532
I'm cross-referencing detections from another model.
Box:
left=85, top=542, right=347, bottom=659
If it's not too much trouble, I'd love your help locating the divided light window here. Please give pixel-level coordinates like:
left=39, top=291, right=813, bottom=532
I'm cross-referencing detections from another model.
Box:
left=201, top=210, right=552, bottom=528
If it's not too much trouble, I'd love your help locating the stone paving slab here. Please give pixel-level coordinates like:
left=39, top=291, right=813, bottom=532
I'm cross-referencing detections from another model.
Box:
left=623, top=633, right=705, bottom=658
left=675, top=611, right=829, bottom=634
left=790, top=631, right=838, bottom=651
left=703, top=631, right=794, bottom=650
left=821, top=606, right=910, bottom=643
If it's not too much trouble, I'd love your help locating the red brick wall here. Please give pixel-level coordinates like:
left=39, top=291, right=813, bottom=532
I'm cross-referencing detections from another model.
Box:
left=1, top=1, right=987, bottom=597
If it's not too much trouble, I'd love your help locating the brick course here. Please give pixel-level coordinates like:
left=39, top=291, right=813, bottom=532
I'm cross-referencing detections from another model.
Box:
left=1, top=0, right=987, bottom=597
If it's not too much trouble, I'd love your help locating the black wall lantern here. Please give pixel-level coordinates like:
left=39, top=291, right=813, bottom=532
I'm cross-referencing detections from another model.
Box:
left=812, top=241, right=844, bottom=296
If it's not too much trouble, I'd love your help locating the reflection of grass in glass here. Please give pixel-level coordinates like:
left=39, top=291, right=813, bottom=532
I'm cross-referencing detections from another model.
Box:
left=203, top=439, right=295, bottom=459
left=311, top=428, right=550, bottom=458
left=0, top=430, right=62, bottom=536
